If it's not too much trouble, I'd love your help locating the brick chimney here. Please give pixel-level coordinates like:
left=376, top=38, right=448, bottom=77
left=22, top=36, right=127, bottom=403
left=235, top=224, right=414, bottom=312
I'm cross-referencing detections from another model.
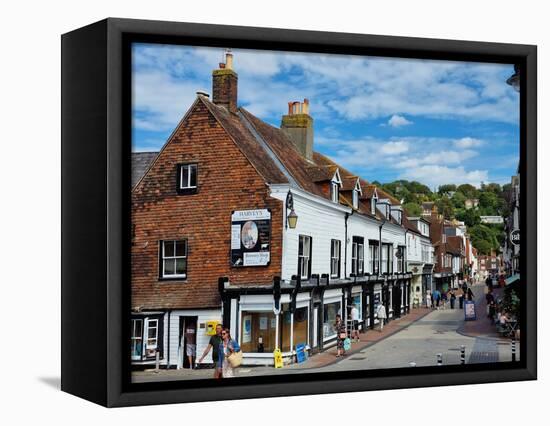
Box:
left=212, top=49, right=238, bottom=113
left=281, top=99, right=314, bottom=160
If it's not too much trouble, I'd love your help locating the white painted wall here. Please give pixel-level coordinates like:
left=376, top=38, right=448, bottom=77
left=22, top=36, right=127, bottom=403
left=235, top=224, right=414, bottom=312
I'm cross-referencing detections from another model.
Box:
left=270, top=185, right=349, bottom=281
left=163, top=309, right=222, bottom=368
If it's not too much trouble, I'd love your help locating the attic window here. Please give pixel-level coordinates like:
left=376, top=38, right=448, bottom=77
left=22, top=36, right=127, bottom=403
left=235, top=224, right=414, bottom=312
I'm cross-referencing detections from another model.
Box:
left=330, top=181, right=339, bottom=203
left=352, top=189, right=359, bottom=209
left=177, top=163, right=198, bottom=194
left=330, top=170, right=342, bottom=204
left=371, top=197, right=376, bottom=215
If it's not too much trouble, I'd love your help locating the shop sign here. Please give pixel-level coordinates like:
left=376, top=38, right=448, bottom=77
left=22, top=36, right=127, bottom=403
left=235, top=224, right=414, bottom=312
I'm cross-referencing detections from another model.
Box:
left=464, top=301, right=476, bottom=321
left=231, top=209, right=271, bottom=266
left=509, top=229, right=520, bottom=246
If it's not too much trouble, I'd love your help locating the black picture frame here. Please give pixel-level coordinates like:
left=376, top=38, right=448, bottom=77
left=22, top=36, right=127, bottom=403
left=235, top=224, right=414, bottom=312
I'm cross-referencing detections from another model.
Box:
left=61, top=17, right=537, bottom=407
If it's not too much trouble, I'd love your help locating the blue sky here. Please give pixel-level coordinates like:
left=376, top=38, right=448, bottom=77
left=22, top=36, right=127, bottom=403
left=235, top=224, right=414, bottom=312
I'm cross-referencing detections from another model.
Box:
left=132, top=43, right=519, bottom=189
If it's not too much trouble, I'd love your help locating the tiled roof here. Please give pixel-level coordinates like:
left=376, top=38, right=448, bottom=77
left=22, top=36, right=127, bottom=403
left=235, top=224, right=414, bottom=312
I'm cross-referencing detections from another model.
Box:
left=202, top=100, right=289, bottom=186
left=132, top=152, right=158, bottom=187
left=446, top=236, right=464, bottom=255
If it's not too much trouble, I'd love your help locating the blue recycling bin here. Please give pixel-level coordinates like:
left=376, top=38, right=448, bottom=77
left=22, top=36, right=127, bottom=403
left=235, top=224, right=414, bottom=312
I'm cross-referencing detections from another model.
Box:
left=295, top=343, right=306, bottom=363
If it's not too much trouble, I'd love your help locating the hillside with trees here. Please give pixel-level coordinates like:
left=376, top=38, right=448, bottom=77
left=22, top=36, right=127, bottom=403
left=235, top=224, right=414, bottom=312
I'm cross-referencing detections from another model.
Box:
left=374, top=180, right=510, bottom=255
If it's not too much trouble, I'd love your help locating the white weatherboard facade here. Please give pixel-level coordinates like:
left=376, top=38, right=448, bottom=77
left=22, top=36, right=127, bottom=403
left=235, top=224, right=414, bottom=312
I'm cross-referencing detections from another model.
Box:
left=270, top=185, right=349, bottom=281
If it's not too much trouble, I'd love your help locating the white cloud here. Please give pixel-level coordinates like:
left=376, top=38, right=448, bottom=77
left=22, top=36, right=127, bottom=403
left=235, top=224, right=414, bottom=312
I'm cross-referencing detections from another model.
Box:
left=399, top=165, right=488, bottom=188
left=379, top=141, right=409, bottom=155
left=454, top=137, right=484, bottom=149
left=388, top=115, right=413, bottom=127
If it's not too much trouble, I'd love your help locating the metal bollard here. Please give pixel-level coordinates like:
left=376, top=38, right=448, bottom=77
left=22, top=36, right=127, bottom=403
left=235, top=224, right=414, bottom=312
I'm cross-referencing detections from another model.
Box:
left=436, top=353, right=443, bottom=366
left=460, top=345, right=466, bottom=365
left=155, top=351, right=160, bottom=373
left=511, top=337, right=516, bottom=362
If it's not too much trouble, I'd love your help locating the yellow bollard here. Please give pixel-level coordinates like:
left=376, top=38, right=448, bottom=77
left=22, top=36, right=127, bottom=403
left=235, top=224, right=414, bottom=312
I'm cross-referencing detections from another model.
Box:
left=273, top=348, right=283, bottom=368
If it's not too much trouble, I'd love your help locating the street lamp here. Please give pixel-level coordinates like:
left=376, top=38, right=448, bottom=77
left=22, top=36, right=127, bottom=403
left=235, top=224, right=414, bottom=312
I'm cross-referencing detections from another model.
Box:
left=286, top=191, right=298, bottom=229
left=506, top=64, right=520, bottom=92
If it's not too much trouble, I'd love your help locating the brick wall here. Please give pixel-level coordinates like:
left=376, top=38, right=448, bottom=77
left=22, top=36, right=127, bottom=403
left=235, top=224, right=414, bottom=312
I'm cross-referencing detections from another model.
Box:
left=132, top=100, right=283, bottom=310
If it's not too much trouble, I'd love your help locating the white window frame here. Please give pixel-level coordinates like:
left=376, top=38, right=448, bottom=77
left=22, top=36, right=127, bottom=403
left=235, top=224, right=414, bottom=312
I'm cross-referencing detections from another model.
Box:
left=298, top=235, right=311, bottom=280
left=330, top=239, right=341, bottom=278
left=131, top=319, right=143, bottom=361
left=179, top=163, right=198, bottom=190
left=352, top=189, right=359, bottom=209
left=145, top=318, right=158, bottom=351
left=330, top=181, right=339, bottom=203
left=161, top=240, right=188, bottom=279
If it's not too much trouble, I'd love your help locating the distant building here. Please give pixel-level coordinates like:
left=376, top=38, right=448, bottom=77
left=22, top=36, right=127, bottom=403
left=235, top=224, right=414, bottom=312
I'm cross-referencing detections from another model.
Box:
left=421, top=202, right=436, bottom=217
left=480, top=216, right=504, bottom=224
left=464, top=198, right=479, bottom=210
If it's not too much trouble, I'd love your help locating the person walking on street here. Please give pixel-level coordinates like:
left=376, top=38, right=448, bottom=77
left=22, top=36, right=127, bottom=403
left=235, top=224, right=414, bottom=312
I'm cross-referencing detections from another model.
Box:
left=450, top=290, right=456, bottom=309
left=184, top=324, right=197, bottom=369
left=441, top=290, right=448, bottom=310
left=485, top=275, right=493, bottom=291
left=219, top=327, right=239, bottom=378
left=350, top=304, right=360, bottom=342
left=376, top=303, right=387, bottom=332
left=467, top=287, right=474, bottom=301
left=335, top=314, right=347, bottom=357
left=198, top=323, right=224, bottom=378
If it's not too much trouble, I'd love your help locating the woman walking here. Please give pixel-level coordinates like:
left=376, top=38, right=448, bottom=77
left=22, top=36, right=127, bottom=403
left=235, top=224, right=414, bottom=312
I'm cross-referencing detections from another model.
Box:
left=219, top=327, right=239, bottom=378
left=334, top=314, right=346, bottom=357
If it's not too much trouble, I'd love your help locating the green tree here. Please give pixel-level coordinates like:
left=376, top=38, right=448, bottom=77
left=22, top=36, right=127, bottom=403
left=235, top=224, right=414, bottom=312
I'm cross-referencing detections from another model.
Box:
left=451, top=191, right=467, bottom=209
left=438, top=184, right=457, bottom=195
left=403, top=202, right=422, bottom=216
left=436, top=197, right=454, bottom=219
left=457, top=183, right=478, bottom=199
left=455, top=208, right=481, bottom=227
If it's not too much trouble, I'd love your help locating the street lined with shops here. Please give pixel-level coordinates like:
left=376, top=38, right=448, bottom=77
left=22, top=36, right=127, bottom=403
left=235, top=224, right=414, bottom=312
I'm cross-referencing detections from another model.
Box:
left=133, top=282, right=516, bottom=382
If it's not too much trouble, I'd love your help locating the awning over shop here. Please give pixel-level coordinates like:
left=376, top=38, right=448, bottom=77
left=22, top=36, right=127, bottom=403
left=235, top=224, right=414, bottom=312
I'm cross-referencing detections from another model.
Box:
left=505, top=274, right=520, bottom=286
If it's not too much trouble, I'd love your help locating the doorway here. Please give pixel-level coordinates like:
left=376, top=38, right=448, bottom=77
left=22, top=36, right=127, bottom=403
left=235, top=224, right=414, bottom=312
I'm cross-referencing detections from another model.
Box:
left=179, top=316, right=198, bottom=369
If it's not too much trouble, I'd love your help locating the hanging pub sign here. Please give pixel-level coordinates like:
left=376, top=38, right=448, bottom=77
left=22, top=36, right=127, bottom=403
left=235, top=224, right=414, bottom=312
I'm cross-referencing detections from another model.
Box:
left=231, top=209, right=271, bottom=267
left=510, top=229, right=520, bottom=246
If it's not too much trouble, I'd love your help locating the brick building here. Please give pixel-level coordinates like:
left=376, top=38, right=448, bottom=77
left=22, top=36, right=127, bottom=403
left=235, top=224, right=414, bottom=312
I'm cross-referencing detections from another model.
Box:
left=131, top=51, right=430, bottom=368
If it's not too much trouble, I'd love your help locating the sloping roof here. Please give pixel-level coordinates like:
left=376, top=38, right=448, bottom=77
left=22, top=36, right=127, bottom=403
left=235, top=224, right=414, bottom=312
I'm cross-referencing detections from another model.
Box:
left=341, top=176, right=360, bottom=191
left=446, top=236, right=464, bottom=255
left=132, top=152, right=158, bottom=187
left=202, top=100, right=289, bottom=186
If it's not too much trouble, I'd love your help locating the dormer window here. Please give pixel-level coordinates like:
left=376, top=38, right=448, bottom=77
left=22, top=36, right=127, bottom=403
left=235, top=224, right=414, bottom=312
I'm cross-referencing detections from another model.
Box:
left=330, top=169, right=342, bottom=204
left=177, top=163, right=198, bottom=194
left=352, top=179, right=362, bottom=210
left=371, top=197, right=376, bottom=215
left=331, top=181, right=339, bottom=203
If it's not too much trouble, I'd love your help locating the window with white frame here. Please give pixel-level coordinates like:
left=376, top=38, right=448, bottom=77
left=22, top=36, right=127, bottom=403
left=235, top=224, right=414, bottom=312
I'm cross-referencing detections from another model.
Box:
left=351, top=236, right=364, bottom=276
left=369, top=242, right=379, bottom=274
left=160, top=240, right=187, bottom=279
left=330, top=181, right=339, bottom=203
left=371, top=197, right=376, bottom=215
left=330, top=239, right=341, bottom=278
left=352, top=189, right=359, bottom=209
left=298, top=235, right=312, bottom=279
left=131, top=319, right=143, bottom=360
left=177, top=163, right=198, bottom=193
left=145, top=318, right=158, bottom=357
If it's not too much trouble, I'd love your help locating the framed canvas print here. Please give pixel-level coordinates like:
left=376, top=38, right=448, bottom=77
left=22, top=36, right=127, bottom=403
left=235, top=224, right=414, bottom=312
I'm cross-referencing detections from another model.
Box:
left=61, top=18, right=537, bottom=407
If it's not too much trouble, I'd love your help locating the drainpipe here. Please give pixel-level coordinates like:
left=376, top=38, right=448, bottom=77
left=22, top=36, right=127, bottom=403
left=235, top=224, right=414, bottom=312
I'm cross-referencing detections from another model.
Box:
left=167, top=309, right=172, bottom=368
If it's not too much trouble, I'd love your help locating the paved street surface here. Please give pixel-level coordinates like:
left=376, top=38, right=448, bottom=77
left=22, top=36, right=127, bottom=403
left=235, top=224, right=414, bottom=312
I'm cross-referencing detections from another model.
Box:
left=133, top=282, right=518, bottom=383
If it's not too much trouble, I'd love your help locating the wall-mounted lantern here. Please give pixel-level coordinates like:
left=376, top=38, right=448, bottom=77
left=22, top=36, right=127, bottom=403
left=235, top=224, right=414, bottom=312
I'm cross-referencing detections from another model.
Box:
left=286, top=191, right=298, bottom=229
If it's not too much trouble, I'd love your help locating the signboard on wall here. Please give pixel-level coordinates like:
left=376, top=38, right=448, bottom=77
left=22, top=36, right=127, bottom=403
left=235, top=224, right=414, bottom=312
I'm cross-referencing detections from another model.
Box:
left=242, top=315, right=252, bottom=343
left=231, top=209, right=271, bottom=267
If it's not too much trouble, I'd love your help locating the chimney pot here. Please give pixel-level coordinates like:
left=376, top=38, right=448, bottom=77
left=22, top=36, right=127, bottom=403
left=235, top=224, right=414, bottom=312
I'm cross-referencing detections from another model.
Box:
left=212, top=49, right=238, bottom=113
